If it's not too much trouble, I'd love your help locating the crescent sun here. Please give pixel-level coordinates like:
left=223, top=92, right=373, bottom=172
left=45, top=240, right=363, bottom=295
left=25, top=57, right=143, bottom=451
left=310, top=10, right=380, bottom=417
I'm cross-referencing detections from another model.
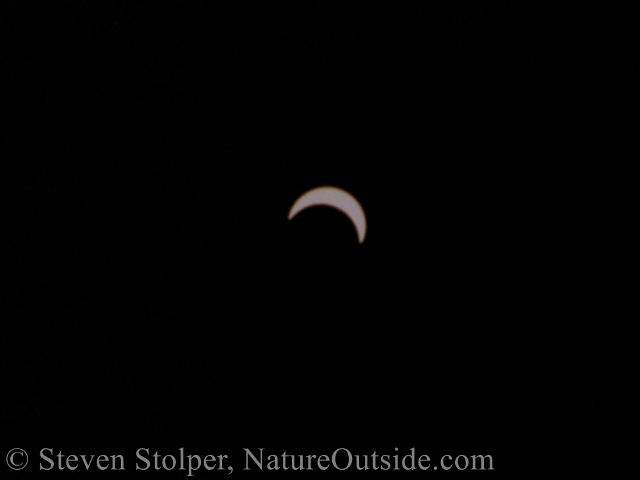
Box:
left=288, top=186, right=367, bottom=243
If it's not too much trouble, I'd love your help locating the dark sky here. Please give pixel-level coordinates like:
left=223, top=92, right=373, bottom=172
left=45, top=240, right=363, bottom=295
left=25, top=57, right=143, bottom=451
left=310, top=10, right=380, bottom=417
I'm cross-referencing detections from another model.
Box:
left=1, top=1, right=633, bottom=457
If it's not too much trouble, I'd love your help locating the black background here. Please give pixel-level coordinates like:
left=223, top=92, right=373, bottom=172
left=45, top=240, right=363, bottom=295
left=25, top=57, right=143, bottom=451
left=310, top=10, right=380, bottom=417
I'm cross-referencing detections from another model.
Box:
left=1, top=0, right=634, bottom=470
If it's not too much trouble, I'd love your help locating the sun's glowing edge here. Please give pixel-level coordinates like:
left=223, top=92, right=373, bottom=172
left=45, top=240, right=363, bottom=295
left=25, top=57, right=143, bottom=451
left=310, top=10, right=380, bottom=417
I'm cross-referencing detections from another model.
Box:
left=288, top=186, right=367, bottom=243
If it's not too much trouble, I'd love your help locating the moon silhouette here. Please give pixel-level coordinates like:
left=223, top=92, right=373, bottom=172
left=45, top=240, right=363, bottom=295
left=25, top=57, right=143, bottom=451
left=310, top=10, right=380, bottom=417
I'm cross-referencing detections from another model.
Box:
left=288, top=186, right=367, bottom=243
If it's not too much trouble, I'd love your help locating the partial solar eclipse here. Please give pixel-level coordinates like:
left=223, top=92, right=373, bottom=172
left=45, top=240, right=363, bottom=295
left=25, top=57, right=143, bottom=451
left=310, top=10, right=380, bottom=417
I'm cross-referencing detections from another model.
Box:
left=288, top=186, right=367, bottom=243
